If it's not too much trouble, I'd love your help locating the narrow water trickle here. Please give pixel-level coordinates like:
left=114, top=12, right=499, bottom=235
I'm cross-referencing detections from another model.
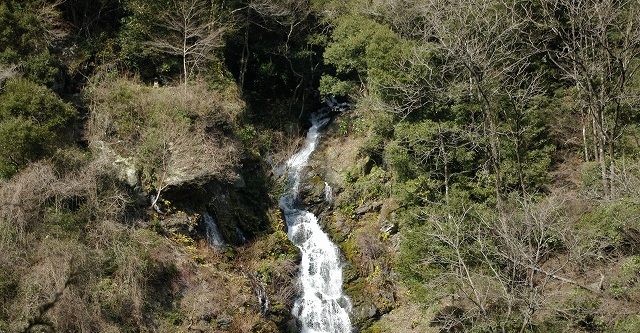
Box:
left=279, top=112, right=352, bottom=333
left=203, top=212, right=225, bottom=248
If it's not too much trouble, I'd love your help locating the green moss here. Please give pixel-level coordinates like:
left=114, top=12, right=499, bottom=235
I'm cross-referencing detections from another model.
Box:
left=361, top=323, right=383, bottom=333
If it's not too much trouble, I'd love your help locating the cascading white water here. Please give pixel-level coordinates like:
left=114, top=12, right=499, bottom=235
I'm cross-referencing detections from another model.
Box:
left=279, top=112, right=352, bottom=333
left=203, top=212, right=225, bottom=248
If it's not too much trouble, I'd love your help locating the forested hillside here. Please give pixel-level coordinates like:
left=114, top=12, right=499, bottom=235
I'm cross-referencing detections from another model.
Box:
left=1, top=0, right=640, bottom=332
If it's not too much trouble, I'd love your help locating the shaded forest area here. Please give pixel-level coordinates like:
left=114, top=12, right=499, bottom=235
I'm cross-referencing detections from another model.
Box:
left=1, top=0, right=640, bottom=332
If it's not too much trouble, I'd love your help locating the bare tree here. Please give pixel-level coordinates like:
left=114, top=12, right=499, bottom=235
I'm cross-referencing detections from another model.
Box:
left=501, top=66, right=546, bottom=195
left=37, top=0, right=69, bottom=47
left=423, top=196, right=596, bottom=331
left=147, top=0, right=226, bottom=86
left=417, top=0, right=531, bottom=204
left=535, top=0, right=640, bottom=196
left=477, top=196, right=594, bottom=332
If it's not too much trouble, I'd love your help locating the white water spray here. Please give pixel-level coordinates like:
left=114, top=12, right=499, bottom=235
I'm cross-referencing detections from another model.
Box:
left=279, top=113, right=352, bottom=333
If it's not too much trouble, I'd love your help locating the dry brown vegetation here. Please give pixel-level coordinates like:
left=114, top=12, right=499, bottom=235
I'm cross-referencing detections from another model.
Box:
left=86, top=77, right=244, bottom=208
left=0, top=148, right=299, bottom=332
left=0, top=153, right=150, bottom=332
left=0, top=75, right=297, bottom=330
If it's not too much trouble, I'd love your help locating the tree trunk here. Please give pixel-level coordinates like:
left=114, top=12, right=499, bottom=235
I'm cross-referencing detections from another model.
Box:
left=440, top=130, right=450, bottom=203
left=489, top=113, right=502, bottom=205
left=239, top=9, right=250, bottom=91
left=477, top=82, right=502, bottom=206
left=515, top=108, right=525, bottom=194
left=581, top=111, right=589, bottom=162
left=595, top=109, right=609, bottom=196
left=592, top=116, right=599, bottom=162
left=183, top=29, right=188, bottom=86
left=608, top=139, right=616, bottom=197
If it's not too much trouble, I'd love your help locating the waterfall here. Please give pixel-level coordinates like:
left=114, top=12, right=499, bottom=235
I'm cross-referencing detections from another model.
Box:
left=279, top=112, right=352, bottom=333
left=203, top=212, right=225, bottom=248
left=324, top=182, right=333, bottom=203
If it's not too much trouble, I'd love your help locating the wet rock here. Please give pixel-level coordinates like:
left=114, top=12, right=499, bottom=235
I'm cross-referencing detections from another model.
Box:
left=378, top=198, right=400, bottom=223
left=353, top=302, right=380, bottom=328
left=216, top=315, right=232, bottom=329
left=161, top=164, right=272, bottom=246
left=233, top=174, right=246, bottom=188
left=300, top=172, right=330, bottom=215
left=364, top=304, right=378, bottom=318
left=285, top=319, right=300, bottom=333
left=160, top=211, right=199, bottom=238
left=332, top=216, right=352, bottom=242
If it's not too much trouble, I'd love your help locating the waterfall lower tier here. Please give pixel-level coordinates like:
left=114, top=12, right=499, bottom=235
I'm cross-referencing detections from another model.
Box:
left=279, top=112, right=352, bottom=333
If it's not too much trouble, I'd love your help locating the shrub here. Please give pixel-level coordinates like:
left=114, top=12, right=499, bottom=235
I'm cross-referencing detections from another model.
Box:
left=608, top=315, right=640, bottom=333
left=87, top=77, right=243, bottom=194
left=322, top=15, right=407, bottom=97
left=610, top=256, right=640, bottom=301
left=560, top=290, right=605, bottom=332
left=0, top=78, right=75, bottom=178
left=578, top=198, right=640, bottom=254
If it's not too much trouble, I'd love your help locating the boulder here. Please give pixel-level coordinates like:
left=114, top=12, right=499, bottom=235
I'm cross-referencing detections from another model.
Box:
left=90, top=140, right=140, bottom=188
left=299, top=171, right=331, bottom=215
left=355, top=201, right=383, bottom=215
left=160, top=211, right=199, bottom=237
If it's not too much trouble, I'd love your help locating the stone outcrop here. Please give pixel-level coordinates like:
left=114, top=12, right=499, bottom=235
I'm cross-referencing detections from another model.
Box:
left=91, top=138, right=272, bottom=247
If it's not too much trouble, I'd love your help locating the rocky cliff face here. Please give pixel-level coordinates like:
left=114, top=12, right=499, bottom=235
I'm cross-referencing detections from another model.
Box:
left=162, top=157, right=274, bottom=245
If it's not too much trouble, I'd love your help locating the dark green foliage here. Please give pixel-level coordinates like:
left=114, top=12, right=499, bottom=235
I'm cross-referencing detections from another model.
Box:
left=397, top=192, right=479, bottom=303
left=119, top=0, right=184, bottom=80
left=223, top=0, right=324, bottom=129
left=0, top=0, right=640, bottom=332
left=0, top=78, right=76, bottom=178
left=322, top=15, right=408, bottom=97
left=0, top=1, right=65, bottom=86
